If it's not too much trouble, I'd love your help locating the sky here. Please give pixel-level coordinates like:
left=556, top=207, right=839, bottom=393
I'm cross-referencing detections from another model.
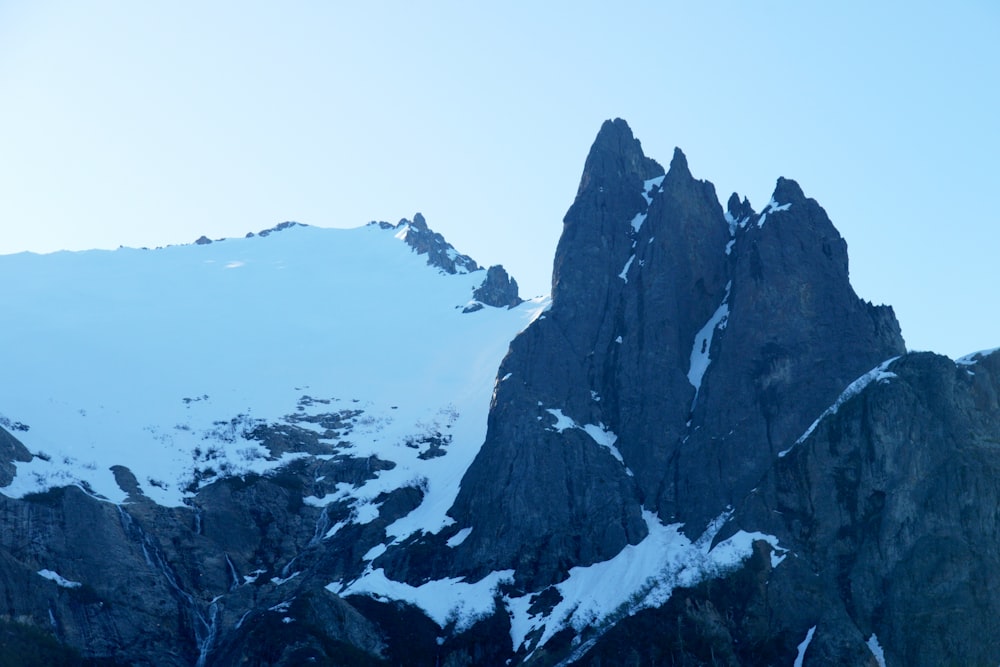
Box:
left=1, top=1, right=997, bottom=358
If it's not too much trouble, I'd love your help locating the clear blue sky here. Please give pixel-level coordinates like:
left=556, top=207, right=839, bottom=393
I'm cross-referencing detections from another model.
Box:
left=1, top=2, right=997, bottom=358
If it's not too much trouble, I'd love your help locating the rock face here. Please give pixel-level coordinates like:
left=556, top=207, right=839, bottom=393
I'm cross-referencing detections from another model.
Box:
left=1, top=118, right=998, bottom=666
left=394, top=212, right=480, bottom=275
left=0, top=426, right=31, bottom=486
left=736, top=349, right=1000, bottom=665
left=444, top=118, right=905, bottom=589
left=472, top=265, right=522, bottom=308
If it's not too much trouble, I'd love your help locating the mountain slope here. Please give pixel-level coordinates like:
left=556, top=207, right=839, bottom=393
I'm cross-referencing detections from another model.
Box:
left=1, top=219, right=539, bottom=521
left=1, top=120, right=998, bottom=666
left=0, top=216, right=543, bottom=665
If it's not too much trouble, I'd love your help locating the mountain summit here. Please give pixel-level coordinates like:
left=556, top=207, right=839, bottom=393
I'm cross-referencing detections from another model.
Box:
left=0, top=120, right=997, bottom=666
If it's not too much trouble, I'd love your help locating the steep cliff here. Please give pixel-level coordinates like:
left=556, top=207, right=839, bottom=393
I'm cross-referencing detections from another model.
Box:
left=0, top=120, right=996, bottom=666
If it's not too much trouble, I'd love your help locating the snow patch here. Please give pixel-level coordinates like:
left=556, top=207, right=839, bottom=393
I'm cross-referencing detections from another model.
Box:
left=363, top=543, right=387, bottom=561
left=37, top=569, right=82, bottom=589
left=504, top=509, right=787, bottom=652
left=543, top=409, right=630, bottom=473
left=757, top=198, right=792, bottom=228
left=628, top=175, right=665, bottom=233
left=956, top=347, right=1000, bottom=367
left=545, top=409, right=576, bottom=433
left=629, top=213, right=646, bottom=234
left=781, top=356, right=900, bottom=457
left=0, top=224, right=548, bottom=553
left=687, top=281, right=732, bottom=406
left=794, top=625, right=817, bottom=667
left=331, top=568, right=514, bottom=632
left=641, top=175, right=665, bottom=205
left=867, top=633, right=887, bottom=667
left=271, top=571, right=300, bottom=586
left=447, top=527, right=473, bottom=548
left=580, top=423, right=628, bottom=470
left=618, top=255, right=636, bottom=283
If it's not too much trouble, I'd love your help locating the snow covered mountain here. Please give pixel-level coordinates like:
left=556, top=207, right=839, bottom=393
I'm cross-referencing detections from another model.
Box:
left=1, top=120, right=999, bottom=666
left=1, top=218, right=539, bottom=518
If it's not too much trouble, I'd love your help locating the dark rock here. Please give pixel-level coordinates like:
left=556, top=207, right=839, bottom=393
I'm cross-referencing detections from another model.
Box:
left=472, top=265, right=522, bottom=309
left=395, top=212, right=480, bottom=275
left=2, top=117, right=995, bottom=666
left=726, top=191, right=754, bottom=224
left=735, top=349, right=1000, bottom=667
left=440, top=118, right=904, bottom=593
left=194, top=235, right=212, bottom=245
left=665, top=175, right=905, bottom=529
left=0, top=425, right=32, bottom=486
left=258, top=221, right=304, bottom=237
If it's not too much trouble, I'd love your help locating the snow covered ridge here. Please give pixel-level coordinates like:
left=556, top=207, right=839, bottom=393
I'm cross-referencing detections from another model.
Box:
left=956, top=347, right=1000, bottom=368
left=619, top=175, right=665, bottom=284
left=329, top=509, right=788, bottom=655
left=756, top=198, right=792, bottom=228
left=0, top=222, right=546, bottom=538
left=779, top=356, right=901, bottom=458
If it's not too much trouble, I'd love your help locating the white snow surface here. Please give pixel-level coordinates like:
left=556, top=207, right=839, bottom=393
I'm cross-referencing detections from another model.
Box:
left=687, top=281, right=732, bottom=405
left=0, top=224, right=546, bottom=547
left=330, top=568, right=514, bottom=633
left=956, top=347, right=1000, bottom=367
left=505, top=510, right=787, bottom=652
left=629, top=175, right=665, bottom=233
left=641, top=175, right=665, bottom=205
left=618, top=254, right=636, bottom=283
left=794, top=625, right=817, bottom=667
left=780, top=356, right=900, bottom=458
left=543, top=408, right=629, bottom=471
left=329, top=508, right=786, bottom=654
left=867, top=633, right=887, bottom=667
left=756, top=198, right=792, bottom=228
left=37, top=569, right=83, bottom=589
left=446, top=527, right=472, bottom=548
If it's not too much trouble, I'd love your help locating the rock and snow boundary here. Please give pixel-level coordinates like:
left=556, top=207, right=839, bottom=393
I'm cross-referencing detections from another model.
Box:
left=0, top=222, right=545, bottom=550
left=330, top=508, right=787, bottom=656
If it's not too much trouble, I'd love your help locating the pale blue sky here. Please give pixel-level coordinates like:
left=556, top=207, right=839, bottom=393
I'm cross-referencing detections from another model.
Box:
left=1, top=2, right=997, bottom=357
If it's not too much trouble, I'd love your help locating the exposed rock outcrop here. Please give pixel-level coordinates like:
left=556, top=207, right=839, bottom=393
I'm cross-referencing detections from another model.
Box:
left=1, top=118, right=996, bottom=666
left=442, top=118, right=904, bottom=590
left=472, top=265, right=522, bottom=309
left=394, top=212, right=480, bottom=275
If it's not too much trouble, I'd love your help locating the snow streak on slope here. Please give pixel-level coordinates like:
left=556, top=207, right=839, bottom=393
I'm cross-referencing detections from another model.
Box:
left=330, top=508, right=786, bottom=656
left=687, top=280, right=732, bottom=407
left=507, top=511, right=786, bottom=655
left=779, top=356, right=900, bottom=458
left=0, top=225, right=543, bottom=541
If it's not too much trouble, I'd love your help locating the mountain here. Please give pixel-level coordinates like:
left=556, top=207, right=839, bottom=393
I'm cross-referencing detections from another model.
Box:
left=1, top=120, right=998, bottom=666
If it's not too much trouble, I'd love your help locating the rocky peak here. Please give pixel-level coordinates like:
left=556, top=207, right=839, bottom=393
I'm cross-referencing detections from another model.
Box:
left=771, top=175, right=805, bottom=204
left=552, top=119, right=663, bottom=325
left=726, top=192, right=755, bottom=225
left=393, top=212, right=480, bottom=275
left=471, top=265, right=522, bottom=309
left=0, top=426, right=31, bottom=486
left=440, top=120, right=905, bottom=591
left=574, top=118, right=664, bottom=196
left=665, top=146, right=691, bottom=181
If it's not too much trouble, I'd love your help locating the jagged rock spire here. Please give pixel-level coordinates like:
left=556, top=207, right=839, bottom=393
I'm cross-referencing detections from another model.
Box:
left=435, top=119, right=904, bottom=590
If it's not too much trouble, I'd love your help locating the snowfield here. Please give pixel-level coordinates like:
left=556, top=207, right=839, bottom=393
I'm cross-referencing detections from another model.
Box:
left=0, top=220, right=790, bottom=654
left=0, top=223, right=543, bottom=542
